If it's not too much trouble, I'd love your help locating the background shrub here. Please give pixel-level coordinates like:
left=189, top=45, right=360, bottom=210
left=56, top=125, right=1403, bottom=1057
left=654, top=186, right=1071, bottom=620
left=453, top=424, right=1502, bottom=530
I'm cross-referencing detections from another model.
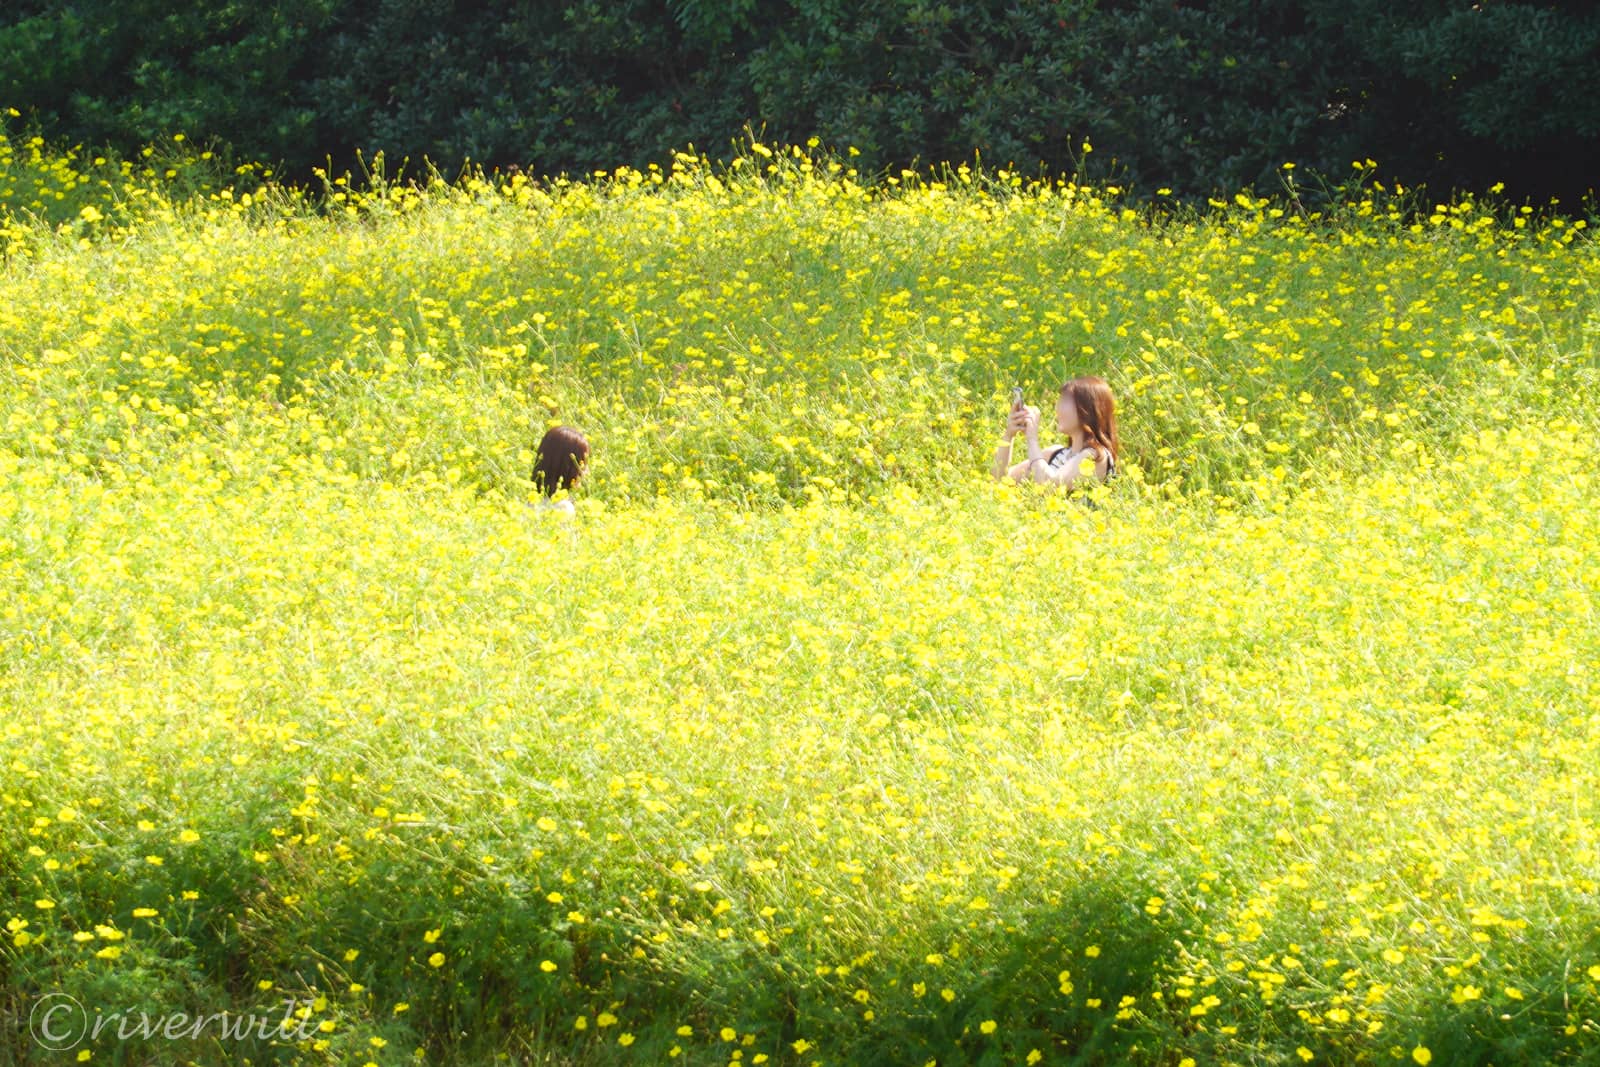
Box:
left=3, top=0, right=1599, bottom=203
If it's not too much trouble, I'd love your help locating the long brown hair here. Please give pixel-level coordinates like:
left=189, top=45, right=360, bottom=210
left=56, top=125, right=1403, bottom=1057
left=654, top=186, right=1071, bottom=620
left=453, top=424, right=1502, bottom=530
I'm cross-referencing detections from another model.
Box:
left=533, top=426, right=589, bottom=496
left=1061, top=376, right=1119, bottom=465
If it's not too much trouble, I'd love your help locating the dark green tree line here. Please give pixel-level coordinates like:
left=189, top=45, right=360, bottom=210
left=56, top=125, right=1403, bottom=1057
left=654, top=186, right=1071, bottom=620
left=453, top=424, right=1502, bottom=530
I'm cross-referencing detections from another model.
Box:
left=3, top=0, right=1598, bottom=202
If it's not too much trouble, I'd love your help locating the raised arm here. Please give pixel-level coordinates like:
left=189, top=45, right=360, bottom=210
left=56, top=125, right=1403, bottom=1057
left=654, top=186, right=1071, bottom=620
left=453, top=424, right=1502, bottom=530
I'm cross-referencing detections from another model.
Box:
left=991, top=407, right=1030, bottom=480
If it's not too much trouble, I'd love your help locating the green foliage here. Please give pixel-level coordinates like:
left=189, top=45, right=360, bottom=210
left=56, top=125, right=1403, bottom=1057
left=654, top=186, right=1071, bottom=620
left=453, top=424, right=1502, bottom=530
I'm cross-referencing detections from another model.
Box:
left=2, top=137, right=1600, bottom=1066
left=1335, top=0, right=1600, bottom=197
left=3, top=0, right=1600, bottom=204
left=0, top=0, right=337, bottom=161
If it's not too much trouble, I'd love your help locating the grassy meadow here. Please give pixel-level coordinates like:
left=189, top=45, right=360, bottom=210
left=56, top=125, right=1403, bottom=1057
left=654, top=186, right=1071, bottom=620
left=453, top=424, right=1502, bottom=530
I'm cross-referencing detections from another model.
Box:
left=2, top=130, right=1600, bottom=1065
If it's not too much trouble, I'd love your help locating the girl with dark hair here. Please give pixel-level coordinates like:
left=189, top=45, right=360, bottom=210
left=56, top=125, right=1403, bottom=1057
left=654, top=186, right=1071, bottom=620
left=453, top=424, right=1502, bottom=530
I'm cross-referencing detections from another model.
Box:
left=530, top=425, right=589, bottom=514
left=992, top=376, right=1119, bottom=487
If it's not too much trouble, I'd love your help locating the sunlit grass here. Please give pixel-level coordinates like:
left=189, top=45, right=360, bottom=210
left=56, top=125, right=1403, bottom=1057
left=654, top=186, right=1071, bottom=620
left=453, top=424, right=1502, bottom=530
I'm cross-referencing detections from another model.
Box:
left=2, top=131, right=1598, bottom=1065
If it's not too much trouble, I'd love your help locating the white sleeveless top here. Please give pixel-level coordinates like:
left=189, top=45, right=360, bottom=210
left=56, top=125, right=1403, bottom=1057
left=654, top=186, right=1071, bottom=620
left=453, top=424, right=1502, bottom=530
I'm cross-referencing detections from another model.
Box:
left=1045, top=446, right=1116, bottom=480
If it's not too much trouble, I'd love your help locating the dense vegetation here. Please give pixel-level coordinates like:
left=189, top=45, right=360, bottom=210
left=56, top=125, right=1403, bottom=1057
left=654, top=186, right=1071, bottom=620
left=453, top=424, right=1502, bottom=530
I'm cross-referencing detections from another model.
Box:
left=4, top=0, right=1600, bottom=203
left=2, top=133, right=1599, bottom=1064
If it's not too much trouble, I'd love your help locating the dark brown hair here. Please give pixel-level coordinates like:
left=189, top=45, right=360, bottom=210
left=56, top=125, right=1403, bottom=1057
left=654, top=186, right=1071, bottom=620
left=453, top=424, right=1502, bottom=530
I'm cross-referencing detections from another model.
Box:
left=533, top=426, right=589, bottom=496
left=1060, top=376, right=1119, bottom=466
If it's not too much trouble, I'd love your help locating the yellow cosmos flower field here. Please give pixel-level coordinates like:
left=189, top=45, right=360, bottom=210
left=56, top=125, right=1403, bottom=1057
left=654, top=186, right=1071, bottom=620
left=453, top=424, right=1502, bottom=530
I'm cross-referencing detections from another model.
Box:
left=2, top=133, right=1598, bottom=1065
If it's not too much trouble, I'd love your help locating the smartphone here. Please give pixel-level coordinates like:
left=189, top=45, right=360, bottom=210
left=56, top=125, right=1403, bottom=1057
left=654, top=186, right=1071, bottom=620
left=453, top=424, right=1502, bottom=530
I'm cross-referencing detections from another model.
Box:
left=1011, top=386, right=1024, bottom=410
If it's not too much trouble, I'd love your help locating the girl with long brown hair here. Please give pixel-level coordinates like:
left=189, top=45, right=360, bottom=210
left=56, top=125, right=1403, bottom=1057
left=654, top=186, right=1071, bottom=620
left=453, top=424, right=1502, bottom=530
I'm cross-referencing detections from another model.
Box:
left=992, top=376, right=1119, bottom=487
left=530, top=425, right=589, bottom=514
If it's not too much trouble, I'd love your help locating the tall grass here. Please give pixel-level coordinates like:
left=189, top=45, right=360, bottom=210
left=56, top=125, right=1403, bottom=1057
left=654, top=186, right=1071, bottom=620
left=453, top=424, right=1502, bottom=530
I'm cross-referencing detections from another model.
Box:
left=2, top=132, right=1598, bottom=1065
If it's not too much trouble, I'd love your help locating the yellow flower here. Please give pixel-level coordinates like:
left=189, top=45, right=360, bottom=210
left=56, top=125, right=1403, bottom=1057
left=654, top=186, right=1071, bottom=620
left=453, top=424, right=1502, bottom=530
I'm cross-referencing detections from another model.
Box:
left=6, top=125, right=1599, bottom=1067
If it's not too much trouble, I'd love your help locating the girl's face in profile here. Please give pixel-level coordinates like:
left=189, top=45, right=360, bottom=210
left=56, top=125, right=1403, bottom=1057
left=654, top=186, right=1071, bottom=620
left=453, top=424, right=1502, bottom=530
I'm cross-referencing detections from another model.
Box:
left=1056, top=392, right=1079, bottom=434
